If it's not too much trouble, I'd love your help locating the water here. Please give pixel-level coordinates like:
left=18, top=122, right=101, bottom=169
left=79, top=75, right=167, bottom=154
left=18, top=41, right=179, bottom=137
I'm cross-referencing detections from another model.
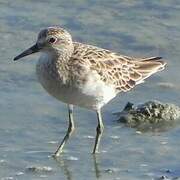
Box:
left=0, top=0, right=180, bottom=179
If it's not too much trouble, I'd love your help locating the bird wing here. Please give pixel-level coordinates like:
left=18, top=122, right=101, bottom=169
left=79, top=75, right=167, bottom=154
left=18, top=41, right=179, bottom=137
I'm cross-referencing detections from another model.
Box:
left=72, top=42, right=166, bottom=92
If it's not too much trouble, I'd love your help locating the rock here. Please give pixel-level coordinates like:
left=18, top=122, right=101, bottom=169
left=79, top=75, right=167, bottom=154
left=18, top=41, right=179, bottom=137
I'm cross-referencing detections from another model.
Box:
left=158, top=176, right=169, bottom=180
left=115, top=100, right=180, bottom=131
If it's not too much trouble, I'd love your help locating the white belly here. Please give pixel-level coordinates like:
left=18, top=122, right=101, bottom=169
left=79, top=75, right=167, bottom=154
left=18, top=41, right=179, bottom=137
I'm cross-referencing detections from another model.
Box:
left=36, top=56, right=117, bottom=110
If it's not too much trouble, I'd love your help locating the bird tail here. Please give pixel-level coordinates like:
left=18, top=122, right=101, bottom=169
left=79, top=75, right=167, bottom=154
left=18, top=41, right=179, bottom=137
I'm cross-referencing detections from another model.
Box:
left=133, top=57, right=167, bottom=84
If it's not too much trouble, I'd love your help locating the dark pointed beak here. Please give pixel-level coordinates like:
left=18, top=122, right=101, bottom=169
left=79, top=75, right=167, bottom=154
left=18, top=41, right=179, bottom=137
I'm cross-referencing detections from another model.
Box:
left=13, top=43, right=40, bottom=61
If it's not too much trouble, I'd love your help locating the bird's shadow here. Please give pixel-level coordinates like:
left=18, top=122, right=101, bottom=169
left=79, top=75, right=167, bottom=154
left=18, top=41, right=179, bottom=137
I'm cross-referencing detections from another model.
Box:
left=53, top=154, right=102, bottom=180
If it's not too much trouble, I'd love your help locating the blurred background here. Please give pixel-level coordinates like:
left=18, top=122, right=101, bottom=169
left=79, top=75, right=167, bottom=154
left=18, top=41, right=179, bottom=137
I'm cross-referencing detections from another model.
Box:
left=0, top=0, right=180, bottom=179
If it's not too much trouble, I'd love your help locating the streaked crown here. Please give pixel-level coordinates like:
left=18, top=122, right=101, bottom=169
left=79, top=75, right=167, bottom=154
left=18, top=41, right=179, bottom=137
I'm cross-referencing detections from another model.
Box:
left=37, top=27, right=73, bottom=51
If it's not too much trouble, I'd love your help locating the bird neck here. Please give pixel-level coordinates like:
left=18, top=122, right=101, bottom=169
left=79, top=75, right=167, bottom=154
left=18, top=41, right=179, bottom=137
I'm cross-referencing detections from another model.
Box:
left=54, top=43, right=74, bottom=62
left=48, top=46, right=74, bottom=83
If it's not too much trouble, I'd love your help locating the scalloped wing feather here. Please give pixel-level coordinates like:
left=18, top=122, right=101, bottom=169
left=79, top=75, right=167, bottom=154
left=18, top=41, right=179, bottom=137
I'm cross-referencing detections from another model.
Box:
left=72, top=42, right=166, bottom=92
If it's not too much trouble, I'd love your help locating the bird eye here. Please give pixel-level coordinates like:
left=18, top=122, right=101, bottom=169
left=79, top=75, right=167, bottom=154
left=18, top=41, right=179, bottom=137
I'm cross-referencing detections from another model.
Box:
left=48, top=37, right=57, bottom=44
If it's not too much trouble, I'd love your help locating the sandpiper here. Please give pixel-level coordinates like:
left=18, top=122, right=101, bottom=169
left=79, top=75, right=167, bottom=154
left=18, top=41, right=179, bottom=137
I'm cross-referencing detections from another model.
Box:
left=14, top=27, right=166, bottom=157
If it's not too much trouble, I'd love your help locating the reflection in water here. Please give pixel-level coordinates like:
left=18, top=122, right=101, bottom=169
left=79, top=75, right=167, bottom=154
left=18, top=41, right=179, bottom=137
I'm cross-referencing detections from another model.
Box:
left=93, top=155, right=101, bottom=179
left=53, top=155, right=102, bottom=180
left=53, top=157, right=72, bottom=180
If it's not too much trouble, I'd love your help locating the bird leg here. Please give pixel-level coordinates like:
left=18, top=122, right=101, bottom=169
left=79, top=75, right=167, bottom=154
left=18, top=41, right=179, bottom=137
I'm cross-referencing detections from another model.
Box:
left=92, top=109, right=104, bottom=154
left=54, top=104, right=75, bottom=157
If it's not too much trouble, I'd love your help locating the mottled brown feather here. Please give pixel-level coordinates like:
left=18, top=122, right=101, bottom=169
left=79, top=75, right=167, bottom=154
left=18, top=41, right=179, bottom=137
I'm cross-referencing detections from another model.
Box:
left=70, top=42, right=166, bottom=92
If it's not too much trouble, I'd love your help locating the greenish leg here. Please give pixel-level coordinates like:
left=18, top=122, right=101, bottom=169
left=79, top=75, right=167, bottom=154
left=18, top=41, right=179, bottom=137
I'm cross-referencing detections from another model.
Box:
left=92, top=109, right=104, bottom=154
left=54, top=104, right=75, bottom=157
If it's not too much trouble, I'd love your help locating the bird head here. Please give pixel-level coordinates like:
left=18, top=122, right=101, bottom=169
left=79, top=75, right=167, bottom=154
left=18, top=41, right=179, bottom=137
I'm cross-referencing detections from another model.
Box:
left=14, top=27, right=73, bottom=61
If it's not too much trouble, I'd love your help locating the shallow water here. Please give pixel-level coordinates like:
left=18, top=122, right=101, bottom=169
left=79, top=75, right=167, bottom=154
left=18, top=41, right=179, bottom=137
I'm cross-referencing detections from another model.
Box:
left=0, top=0, right=180, bottom=179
